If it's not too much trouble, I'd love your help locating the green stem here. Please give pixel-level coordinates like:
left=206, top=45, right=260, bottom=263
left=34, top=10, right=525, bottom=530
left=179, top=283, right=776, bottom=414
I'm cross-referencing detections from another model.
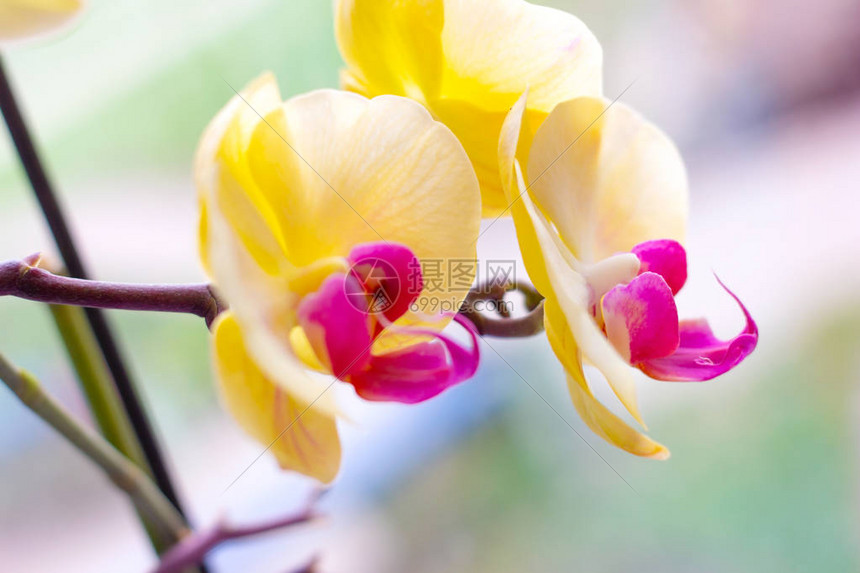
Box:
left=49, top=304, right=191, bottom=554
left=49, top=304, right=148, bottom=465
left=0, top=352, right=187, bottom=547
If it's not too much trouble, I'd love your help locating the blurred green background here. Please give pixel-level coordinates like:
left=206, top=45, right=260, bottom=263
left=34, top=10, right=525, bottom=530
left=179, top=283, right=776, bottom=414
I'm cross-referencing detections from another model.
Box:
left=1, top=0, right=859, bottom=571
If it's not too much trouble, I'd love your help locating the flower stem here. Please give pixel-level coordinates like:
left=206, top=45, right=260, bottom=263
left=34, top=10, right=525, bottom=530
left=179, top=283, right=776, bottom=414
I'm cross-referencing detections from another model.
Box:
left=153, top=498, right=318, bottom=573
left=460, top=281, right=546, bottom=337
left=0, top=352, right=187, bottom=548
left=50, top=303, right=185, bottom=552
left=0, top=258, right=226, bottom=327
left=49, top=303, right=149, bottom=479
left=0, top=55, right=188, bottom=524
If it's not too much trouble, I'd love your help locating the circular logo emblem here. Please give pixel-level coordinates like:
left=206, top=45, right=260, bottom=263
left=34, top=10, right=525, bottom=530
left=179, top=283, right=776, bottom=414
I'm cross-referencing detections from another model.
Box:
left=346, top=256, right=401, bottom=315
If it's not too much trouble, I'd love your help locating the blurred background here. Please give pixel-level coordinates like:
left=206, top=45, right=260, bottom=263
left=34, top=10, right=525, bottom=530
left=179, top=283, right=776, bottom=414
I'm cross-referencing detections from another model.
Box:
left=1, top=0, right=859, bottom=571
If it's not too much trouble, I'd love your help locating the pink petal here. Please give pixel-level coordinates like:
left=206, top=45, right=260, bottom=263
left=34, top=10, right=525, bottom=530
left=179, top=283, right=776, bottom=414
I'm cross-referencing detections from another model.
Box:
left=348, top=314, right=481, bottom=404
left=348, top=242, right=422, bottom=327
left=639, top=278, right=758, bottom=382
left=601, top=272, right=680, bottom=364
left=296, top=273, right=373, bottom=378
left=631, top=240, right=687, bottom=295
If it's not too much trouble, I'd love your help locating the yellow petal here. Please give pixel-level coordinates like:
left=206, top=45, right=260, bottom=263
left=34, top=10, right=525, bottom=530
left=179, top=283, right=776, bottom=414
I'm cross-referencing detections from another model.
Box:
left=202, top=170, right=335, bottom=414
left=438, top=0, right=602, bottom=112
left=240, top=88, right=369, bottom=266
left=195, top=75, right=333, bottom=410
left=544, top=299, right=669, bottom=460
left=336, top=0, right=602, bottom=215
left=195, top=72, right=287, bottom=276
left=196, top=79, right=349, bottom=412
left=527, top=96, right=688, bottom=262
left=289, top=326, right=327, bottom=372
left=244, top=90, right=481, bottom=311
left=213, top=313, right=341, bottom=482
left=436, top=0, right=601, bottom=211
left=431, top=99, right=510, bottom=216
left=512, top=160, right=646, bottom=427
left=0, top=0, right=82, bottom=42
left=335, top=0, right=444, bottom=101
left=285, top=257, right=350, bottom=297
left=195, top=73, right=282, bottom=177
left=197, top=197, right=211, bottom=274
left=498, top=91, right=550, bottom=293
left=339, top=68, right=372, bottom=97
left=567, top=375, right=670, bottom=460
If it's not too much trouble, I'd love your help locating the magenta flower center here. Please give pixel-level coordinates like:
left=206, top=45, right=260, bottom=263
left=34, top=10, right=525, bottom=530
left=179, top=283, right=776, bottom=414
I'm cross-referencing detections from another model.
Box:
left=295, top=242, right=479, bottom=403
left=595, top=240, right=757, bottom=382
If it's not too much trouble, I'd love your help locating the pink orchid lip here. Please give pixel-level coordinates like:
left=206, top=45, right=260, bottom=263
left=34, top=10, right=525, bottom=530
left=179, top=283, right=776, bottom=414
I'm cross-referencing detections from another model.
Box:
left=601, top=272, right=680, bottom=364
left=348, top=314, right=481, bottom=404
left=296, top=272, right=373, bottom=378
left=631, top=239, right=687, bottom=295
left=296, top=242, right=481, bottom=404
left=638, top=277, right=758, bottom=382
left=347, top=242, right=423, bottom=330
left=598, top=240, right=757, bottom=381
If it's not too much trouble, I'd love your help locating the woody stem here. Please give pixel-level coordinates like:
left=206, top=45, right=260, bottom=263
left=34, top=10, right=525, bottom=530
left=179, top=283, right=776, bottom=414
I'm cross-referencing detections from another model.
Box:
left=459, top=281, right=546, bottom=338
left=0, top=258, right=227, bottom=328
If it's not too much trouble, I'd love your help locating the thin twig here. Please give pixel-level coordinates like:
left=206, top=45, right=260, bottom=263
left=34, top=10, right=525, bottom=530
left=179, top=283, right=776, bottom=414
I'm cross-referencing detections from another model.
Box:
left=0, top=352, right=187, bottom=547
left=152, top=493, right=322, bottom=573
left=0, top=257, right=226, bottom=327
left=459, top=281, right=546, bottom=337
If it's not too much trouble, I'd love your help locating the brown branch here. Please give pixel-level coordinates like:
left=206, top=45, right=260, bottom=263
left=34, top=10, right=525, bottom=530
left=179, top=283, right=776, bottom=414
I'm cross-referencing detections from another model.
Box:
left=0, top=257, right=226, bottom=327
left=151, top=493, right=323, bottom=573
left=458, top=280, right=546, bottom=338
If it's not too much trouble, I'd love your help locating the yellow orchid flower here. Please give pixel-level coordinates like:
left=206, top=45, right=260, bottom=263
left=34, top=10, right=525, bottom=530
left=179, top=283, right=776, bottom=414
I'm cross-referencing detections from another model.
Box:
left=0, top=0, right=83, bottom=43
left=499, top=93, right=757, bottom=458
left=195, top=74, right=482, bottom=482
left=335, top=0, right=602, bottom=216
